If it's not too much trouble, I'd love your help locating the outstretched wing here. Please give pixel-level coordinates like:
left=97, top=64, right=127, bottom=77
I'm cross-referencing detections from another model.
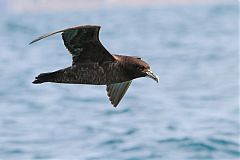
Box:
left=106, top=81, right=132, bottom=107
left=30, top=25, right=115, bottom=64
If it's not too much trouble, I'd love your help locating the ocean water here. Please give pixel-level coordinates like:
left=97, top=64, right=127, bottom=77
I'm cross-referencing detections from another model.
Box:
left=0, top=3, right=239, bottom=160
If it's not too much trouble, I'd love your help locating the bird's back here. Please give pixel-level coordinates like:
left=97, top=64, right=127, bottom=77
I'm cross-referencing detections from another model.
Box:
left=33, top=61, right=131, bottom=85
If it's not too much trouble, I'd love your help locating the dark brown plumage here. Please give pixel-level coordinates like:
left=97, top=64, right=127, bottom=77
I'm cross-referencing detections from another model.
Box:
left=30, top=25, right=159, bottom=107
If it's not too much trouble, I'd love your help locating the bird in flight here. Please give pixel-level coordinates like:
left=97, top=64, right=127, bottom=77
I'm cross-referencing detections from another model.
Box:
left=30, top=25, right=159, bottom=107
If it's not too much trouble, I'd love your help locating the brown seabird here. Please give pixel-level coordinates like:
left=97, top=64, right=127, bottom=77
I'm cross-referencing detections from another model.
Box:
left=30, top=25, right=159, bottom=107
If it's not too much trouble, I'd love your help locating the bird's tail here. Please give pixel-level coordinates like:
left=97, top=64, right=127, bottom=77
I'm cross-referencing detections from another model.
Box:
left=32, top=70, right=62, bottom=84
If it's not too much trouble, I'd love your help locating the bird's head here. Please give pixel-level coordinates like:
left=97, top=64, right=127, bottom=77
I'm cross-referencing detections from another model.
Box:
left=123, top=56, right=159, bottom=83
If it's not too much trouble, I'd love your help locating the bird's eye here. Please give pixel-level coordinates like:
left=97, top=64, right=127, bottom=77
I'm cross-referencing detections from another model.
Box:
left=137, top=66, right=144, bottom=70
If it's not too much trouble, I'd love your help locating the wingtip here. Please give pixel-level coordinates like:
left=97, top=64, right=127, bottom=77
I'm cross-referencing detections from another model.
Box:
left=112, top=102, right=118, bottom=108
left=112, top=103, right=118, bottom=108
left=29, top=41, right=34, bottom=45
left=108, top=97, right=118, bottom=108
left=29, top=38, right=41, bottom=45
left=29, top=36, right=44, bottom=45
left=111, top=100, right=120, bottom=108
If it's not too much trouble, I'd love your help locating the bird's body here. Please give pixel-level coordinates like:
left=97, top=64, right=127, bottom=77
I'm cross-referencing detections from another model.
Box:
left=30, top=25, right=159, bottom=107
left=34, top=56, right=130, bottom=85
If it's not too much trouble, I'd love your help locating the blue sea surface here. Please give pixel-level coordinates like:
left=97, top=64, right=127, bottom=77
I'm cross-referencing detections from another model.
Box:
left=0, top=3, right=239, bottom=160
